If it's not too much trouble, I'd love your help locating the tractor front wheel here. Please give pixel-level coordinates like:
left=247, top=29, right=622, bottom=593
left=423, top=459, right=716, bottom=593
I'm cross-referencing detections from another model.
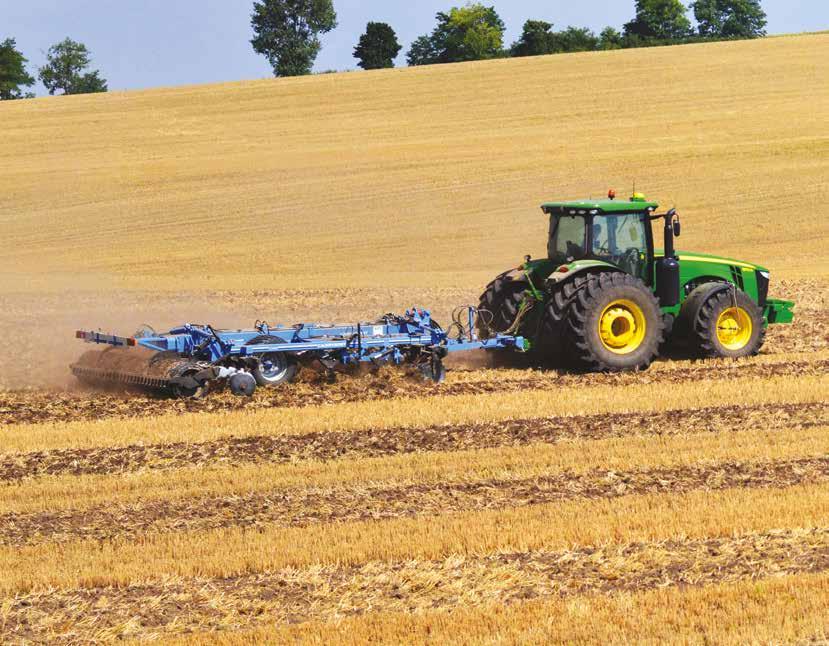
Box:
left=692, top=289, right=765, bottom=359
left=563, top=273, right=663, bottom=372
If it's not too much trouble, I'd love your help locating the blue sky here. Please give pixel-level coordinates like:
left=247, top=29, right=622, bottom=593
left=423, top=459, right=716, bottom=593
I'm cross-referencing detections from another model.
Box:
left=4, top=0, right=827, bottom=95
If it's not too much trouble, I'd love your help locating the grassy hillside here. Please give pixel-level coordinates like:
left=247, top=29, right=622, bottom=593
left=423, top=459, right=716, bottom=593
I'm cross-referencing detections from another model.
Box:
left=1, top=33, right=827, bottom=295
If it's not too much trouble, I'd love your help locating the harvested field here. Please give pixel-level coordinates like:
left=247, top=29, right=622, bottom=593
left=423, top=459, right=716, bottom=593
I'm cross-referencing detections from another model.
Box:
left=0, top=350, right=826, bottom=641
left=6, top=528, right=829, bottom=643
left=1, top=35, right=828, bottom=292
left=2, top=353, right=827, bottom=426
left=0, top=33, right=827, bottom=644
left=0, top=401, right=823, bottom=482
left=4, top=453, right=829, bottom=547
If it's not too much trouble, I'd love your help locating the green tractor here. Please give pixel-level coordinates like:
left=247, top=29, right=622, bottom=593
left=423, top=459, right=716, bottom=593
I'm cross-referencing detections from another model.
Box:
left=478, top=191, right=795, bottom=371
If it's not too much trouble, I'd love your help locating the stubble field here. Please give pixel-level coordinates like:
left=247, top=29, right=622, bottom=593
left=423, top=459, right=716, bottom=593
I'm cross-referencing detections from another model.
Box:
left=0, top=33, right=828, bottom=643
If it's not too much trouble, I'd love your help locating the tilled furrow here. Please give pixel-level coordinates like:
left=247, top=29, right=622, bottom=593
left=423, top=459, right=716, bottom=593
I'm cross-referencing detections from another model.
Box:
left=4, top=456, right=828, bottom=547
left=6, top=528, right=829, bottom=643
left=1, top=358, right=826, bottom=427
left=2, top=401, right=825, bottom=482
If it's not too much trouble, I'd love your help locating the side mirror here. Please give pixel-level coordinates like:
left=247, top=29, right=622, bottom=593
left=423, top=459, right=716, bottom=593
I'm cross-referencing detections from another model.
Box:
left=673, top=220, right=681, bottom=237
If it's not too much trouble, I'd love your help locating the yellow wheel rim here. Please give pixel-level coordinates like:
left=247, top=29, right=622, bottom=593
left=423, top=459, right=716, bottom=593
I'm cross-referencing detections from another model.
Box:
left=598, top=299, right=647, bottom=355
left=716, top=307, right=753, bottom=351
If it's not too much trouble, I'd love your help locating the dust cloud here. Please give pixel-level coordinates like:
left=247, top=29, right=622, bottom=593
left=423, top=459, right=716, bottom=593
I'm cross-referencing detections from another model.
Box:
left=0, top=286, right=480, bottom=391
left=0, top=292, right=253, bottom=390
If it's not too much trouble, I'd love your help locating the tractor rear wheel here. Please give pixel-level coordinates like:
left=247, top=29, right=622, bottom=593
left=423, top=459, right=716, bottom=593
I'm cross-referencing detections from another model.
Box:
left=476, top=270, right=532, bottom=338
left=692, top=289, right=765, bottom=358
left=562, top=272, right=663, bottom=372
left=476, top=270, right=538, bottom=367
left=538, top=273, right=591, bottom=366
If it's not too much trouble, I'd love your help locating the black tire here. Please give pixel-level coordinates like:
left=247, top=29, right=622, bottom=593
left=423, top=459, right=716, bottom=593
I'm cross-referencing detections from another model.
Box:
left=476, top=270, right=531, bottom=338
left=563, top=272, right=664, bottom=372
left=246, top=336, right=298, bottom=387
left=537, top=273, right=593, bottom=367
left=476, top=270, right=539, bottom=368
left=692, top=289, right=765, bottom=359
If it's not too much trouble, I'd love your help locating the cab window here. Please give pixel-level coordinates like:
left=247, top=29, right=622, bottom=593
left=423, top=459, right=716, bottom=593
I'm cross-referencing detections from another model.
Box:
left=591, top=213, right=647, bottom=278
left=548, top=215, right=587, bottom=264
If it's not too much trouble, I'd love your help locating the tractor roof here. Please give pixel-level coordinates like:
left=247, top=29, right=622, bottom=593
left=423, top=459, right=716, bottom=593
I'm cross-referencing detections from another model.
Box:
left=542, top=195, right=659, bottom=215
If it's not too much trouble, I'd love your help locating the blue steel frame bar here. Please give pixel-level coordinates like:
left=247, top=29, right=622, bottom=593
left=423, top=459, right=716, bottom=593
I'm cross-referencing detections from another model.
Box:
left=77, top=308, right=526, bottom=368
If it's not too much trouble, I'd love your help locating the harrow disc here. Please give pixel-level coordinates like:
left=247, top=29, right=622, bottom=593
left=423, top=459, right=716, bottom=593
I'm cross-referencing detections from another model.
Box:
left=71, top=348, right=199, bottom=395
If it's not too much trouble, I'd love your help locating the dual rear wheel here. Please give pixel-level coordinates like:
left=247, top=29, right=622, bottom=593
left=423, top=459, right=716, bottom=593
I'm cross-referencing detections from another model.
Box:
left=478, top=271, right=764, bottom=372
left=542, top=272, right=663, bottom=372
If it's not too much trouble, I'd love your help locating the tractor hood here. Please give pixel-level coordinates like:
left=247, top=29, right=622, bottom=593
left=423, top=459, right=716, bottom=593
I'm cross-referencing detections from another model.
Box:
left=660, top=250, right=769, bottom=274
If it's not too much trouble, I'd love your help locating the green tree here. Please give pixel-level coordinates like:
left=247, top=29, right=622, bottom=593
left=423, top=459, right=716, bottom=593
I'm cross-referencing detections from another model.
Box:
left=0, top=38, right=35, bottom=100
left=598, top=27, right=624, bottom=50
left=406, top=35, right=439, bottom=66
left=354, top=22, right=401, bottom=69
left=510, top=20, right=555, bottom=57
left=38, top=38, right=107, bottom=95
left=551, top=27, right=599, bottom=53
left=408, top=4, right=505, bottom=66
left=691, top=0, right=767, bottom=38
left=511, top=21, right=600, bottom=57
left=251, top=0, right=338, bottom=77
left=624, top=0, right=692, bottom=41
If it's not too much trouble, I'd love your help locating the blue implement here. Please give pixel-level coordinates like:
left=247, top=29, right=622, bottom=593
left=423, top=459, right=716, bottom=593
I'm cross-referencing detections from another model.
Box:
left=72, top=308, right=526, bottom=398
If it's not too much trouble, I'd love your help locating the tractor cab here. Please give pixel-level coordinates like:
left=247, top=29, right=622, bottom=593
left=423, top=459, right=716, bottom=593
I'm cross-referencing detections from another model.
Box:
left=542, top=193, right=658, bottom=282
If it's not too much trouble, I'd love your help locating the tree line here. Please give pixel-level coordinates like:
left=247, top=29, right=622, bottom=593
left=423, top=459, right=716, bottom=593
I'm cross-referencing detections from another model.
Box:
left=1, top=0, right=767, bottom=100
left=252, top=0, right=767, bottom=76
left=1, top=37, right=106, bottom=100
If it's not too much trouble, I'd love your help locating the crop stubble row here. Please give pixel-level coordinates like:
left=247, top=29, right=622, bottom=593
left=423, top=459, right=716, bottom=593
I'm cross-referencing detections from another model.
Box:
left=1, top=401, right=825, bottom=482
left=1, top=356, right=826, bottom=427
left=2, top=454, right=828, bottom=548
left=4, top=528, right=829, bottom=643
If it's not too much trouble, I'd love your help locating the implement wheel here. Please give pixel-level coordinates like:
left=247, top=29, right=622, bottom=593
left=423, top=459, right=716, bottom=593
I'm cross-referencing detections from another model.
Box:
left=692, top=289, right=765, bottom=358
left=246, top=336, right=298, bottom=387
left=253, top=352, right=297, bottom=387
left=169, top=363, right=208, bottom=399
left=563, top=272, right=663, bottom=372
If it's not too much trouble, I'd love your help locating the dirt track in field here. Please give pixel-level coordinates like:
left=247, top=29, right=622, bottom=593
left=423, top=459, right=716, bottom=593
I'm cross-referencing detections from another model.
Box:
left=2, top=357, right=826, bottom=427
left=7, top=528, right=829, bottom=642
left=4, top=455, right=828, bottom=547
left=3, top=402, right=825, bottom=482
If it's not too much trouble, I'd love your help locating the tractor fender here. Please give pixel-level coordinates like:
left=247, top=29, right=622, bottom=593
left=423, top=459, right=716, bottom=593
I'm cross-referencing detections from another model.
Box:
left=673, top=282, right=732, bottom=341
left=546, top=260, right=624, bottom=288
left=500, top=268, right=527, bottom=282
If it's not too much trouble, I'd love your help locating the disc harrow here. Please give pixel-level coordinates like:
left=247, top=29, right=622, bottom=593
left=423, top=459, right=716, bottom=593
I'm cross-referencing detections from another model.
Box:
left=72, top=308, right=526, bottom=399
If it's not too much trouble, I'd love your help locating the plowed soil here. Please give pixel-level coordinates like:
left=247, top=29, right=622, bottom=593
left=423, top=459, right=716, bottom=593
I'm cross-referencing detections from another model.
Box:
left=3, top=456, right=828, bottom=547
left=2, top=402, right=825, bottom=481
left=2, top=358, right=826, bottom=427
